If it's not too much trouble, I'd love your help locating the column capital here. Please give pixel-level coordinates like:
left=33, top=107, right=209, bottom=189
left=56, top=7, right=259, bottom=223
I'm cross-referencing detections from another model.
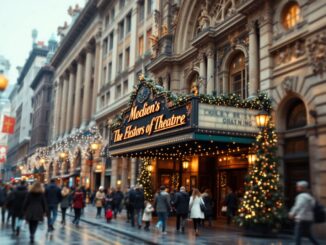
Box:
left=248, top=20, right=257, bottom=34
left=206, top=48, right=215, bottom=58
left=198, top=50, right=206, bottom=62
left=75, top=54, right=84, bottom=64
left=95, top=29, right=102, bottom=44
left=85, top=43, right=95, bottom=54
left=68, top=63, right=77, bottom=73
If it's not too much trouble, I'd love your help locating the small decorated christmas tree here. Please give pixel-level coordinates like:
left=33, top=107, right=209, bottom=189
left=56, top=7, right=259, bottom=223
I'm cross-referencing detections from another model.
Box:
left=137, top=159, right=154, bottom=201
left=237, top=123, right=286, bottom=231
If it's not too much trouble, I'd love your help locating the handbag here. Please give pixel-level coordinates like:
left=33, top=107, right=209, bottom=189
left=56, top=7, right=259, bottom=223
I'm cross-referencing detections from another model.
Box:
left=221, top=206, right=227, bottom=213
left=200, top=198, right=206, bottom=212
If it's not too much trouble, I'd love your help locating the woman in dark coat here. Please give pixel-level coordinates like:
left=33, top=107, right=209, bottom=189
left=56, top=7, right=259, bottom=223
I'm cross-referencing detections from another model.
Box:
left=202, top=189, right=214, bottom=227
left=72, top=187, right=84, bottom=226
left=23, top=182, right=48, bottom=244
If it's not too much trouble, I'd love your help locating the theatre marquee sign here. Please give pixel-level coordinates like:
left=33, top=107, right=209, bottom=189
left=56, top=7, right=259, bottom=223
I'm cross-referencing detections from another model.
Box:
left=198, top=104, right=260, bottom=133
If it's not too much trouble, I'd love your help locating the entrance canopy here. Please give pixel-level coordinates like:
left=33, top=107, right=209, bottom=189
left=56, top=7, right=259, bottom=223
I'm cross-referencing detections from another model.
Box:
left=108, top=78, right=271, bottom=158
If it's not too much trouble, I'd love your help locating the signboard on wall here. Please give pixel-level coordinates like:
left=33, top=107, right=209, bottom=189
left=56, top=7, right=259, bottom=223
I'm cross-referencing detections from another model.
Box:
left=0, top=145, right=7, bottom=163
left=198, top=104, right=259, bottom=134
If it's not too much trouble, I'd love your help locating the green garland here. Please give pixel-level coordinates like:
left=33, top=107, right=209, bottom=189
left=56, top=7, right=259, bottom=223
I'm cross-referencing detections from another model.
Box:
left=110, top=77, right=272, bottom=129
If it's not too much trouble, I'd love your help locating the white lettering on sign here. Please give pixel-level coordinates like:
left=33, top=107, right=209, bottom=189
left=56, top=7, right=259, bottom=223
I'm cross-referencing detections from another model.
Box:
left=198, top=104, right=259, bottom=133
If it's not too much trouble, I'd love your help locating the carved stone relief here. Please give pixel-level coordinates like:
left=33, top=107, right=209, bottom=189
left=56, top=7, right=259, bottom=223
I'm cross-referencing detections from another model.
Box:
left=273, top=40, right=305, bottom=66
left=306, top=32, right=326, bottom=75
left=281, top=76, right=298, bottom=93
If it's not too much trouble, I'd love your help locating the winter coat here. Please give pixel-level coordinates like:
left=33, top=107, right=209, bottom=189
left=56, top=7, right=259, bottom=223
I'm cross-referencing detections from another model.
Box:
left=10, top=185, right=28, bottom=218
left=73, top=192, right=84, bottom=209
left=45, top=183, right=62, bottom=208
left=113, top=191, right=124, bottom=207
left=189, top=196, right=204, bottom=219
left=154, top=191, right=171, bottom=213
left=225, top=192, right=237, bottom=211
left=105, top=193, right=114, bottom=209
left=95, top=191, right=105, bottom=207
left=142, top=204, right=154, bottom=221
left=128, top=189, right=136, bottom=208
left=0, top=187, right=7, bottom=206
left=133, top=189, right=145, bottom=210
left=23, top=192, right=48, bottom=221
left=60, top=194, right=71, bottom=209
left=173, top=191, right=190, bottom=215
left=202, top=193, right=214, bottom=217
left=289, top=192, right=315, bottom=222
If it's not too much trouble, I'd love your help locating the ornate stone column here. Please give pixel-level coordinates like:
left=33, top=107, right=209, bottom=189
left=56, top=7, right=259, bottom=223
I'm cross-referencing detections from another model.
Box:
left=91, top=31, right=102, bottom=116
left=81, top=44, right=94, bottom=127
left=73, top=55, right=84, bottom=130
left=199, top=52, right=206, bottom=94
left=206, top=48, right=215, bottom=94
left=110, top=158, right=118, bottom=188
left=130, top=158, right=137, bottom=186
left=65, top=65, right=76, bottom=134
left=121, top=158, right=129, bottom=190
left=53, top=80, right=62, bottom=139
left=59, top=73, right=69, bottom=136
left=248, top=21, right=259, bottom=97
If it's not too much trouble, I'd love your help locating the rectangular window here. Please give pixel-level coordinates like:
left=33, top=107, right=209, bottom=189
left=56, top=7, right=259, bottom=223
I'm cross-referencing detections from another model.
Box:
left=105, top=15, right=110, bottom=28
left=101, top=95, right=105, bottom=108
left=47, top=89, right=51, bottom=102
left=126, top=12, right=132, bottom=33
left=119, top=0, right=125, bottom=9
left=138, top=35, right=144, bottom=57
left=118, top=20, right=124, bottom=40
left=146, top=28, right=152, bottom=51
left=147, top=0, right=153, bottom=15
left=118, top=53, right=123, bottom=73
left=111, top=7, right=115, bottom=22
left=45, top=110, right=49, bottom=122
left=103, top=66, right=107, bottom=85
left=109, top=32, right=114, bottom=50
left=139, top=1, right=145, bottom=21
left=123, top=80, right=128, bottom=94
left=106, top=92, right=110, bottom=104
left=108, top=62, right=112, bottom=83
left=125, top=47, right=130, bottom=69
left=116, top=84, right=121, bottom=98
left=103, top=37, right=108, bottom=54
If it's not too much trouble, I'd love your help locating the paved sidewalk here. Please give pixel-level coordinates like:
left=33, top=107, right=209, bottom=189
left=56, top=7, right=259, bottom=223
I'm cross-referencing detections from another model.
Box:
left=63, top=205, right=305, bottom=245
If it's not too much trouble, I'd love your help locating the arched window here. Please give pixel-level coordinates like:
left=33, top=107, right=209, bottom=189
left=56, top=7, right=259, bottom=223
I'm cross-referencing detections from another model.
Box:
left=187, top=72, right=199, bottom=94
left=282, top=2, right=300, bottom=30
left=229, top=52, right=247, bottom=98
left=286, top=99, right=307, bottom=130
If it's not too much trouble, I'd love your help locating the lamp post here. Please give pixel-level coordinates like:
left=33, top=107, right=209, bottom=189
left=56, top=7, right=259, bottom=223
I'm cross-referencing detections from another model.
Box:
left=255, top=110, right=270, bottom=128
left=89, top=142, right=99, bottom=191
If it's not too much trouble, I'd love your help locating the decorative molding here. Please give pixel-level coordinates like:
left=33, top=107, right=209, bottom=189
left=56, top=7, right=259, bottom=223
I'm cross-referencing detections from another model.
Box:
left=273, top=40, right=305, bottom=67
left=306, top=31, right=326, bottom=75
left=281, top=76, right=298, bottom=93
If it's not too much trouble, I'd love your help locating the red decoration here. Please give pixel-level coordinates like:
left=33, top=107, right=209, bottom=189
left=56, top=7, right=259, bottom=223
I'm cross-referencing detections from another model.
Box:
left=2, top=116, right=15, bottom=134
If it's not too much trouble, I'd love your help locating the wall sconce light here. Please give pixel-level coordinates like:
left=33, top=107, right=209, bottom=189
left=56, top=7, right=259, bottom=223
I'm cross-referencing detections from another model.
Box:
left=147, top=165, right=153, bottom=172
left=117, top=179, right=121, bottom=186
left=255, top=110, right=270, bottom=128
left=182, top=160, right=189, bottom=170
left=248, top=153, right=257, bottom=165
left=91, top=142, right=99, bottom=151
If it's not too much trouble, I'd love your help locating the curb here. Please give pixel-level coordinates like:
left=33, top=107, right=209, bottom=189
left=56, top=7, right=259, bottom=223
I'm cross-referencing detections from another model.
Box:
left=65, top=213, right=158, bottom=245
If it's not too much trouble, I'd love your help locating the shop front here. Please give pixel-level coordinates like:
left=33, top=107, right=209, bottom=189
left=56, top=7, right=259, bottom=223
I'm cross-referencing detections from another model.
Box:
left=109, top=79, right=270, bottom=217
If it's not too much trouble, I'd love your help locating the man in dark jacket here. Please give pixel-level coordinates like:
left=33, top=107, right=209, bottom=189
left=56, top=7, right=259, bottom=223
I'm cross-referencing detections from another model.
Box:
left=112, top=187, right=124, bottom=219
left=8, top=180, right=28, bottom=236
left=172, top=186, right=190, bottom=233
left=132, top=185, right=144, bottom=228
left=0, top=183, right=7, bottom=224
left=45, top=179, right=61, bottom=231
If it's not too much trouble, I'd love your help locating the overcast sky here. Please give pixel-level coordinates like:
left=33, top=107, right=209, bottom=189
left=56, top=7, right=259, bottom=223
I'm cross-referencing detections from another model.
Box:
left=0, top=0, right=86, bottom=86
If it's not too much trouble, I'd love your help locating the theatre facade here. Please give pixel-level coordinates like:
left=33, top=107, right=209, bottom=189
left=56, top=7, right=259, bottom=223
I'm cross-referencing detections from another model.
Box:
left=109, top=78, right=271, bottom=215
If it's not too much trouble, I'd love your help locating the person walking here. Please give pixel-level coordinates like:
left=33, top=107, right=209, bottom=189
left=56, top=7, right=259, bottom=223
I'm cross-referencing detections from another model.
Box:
left=60, top=186, right=70, bottom=225
left=154, top=185, right=171, bottom=235
left=289, top=181, right=320, bottom=245
left=142, top=200, right=154, bottom=231
left=112, top=187, right=124, bottom=219
left=134, top=185, right=145, bottom=229
left=45, top=179, right=62, bottom=232
left=189, top=188, right=204, bottom=236
left=225, top=187, right=237, bottom=225
left=0, top=182, right=7, bottom=224
left=172, top=186, right=190, bottom=233
left=72, top=187, right=84, bottom=227
left=202, top=189, right=214, bottom=227
left=9, top=180, right=28, bottom=236
left=128, top=186, right=136, bottom=226
left=23, top=182, right=48, bottom=244
left=95, top=186, right=105, bottom=218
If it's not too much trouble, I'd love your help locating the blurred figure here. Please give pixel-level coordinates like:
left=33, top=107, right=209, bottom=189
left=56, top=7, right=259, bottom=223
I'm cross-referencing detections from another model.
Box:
left=289, top=181, right=320, bottom=245
left=0, top=182, right=7, bottom=224
left=128, top=186, right=136, bottom=226
left=60, top=186, right=70, bottom=225
left=95, top=186, right=105, bottom=218
left=154, top=185, right=171, bottom=234
left=172, top=186, right=190, bottom=233
left=189, top=188, right=204, bottom=236
left=45, top=179, right=62, bottom=232
left=124, top=187, right=131, bottom=223
left=8, top=180, right=28, bottom=236
left=23, top=182, right=48, bottom=244
left=225, top=187, right=237, bottom=225
left=134, top=185, right=145, bottom=229
left=113, top=187, right=124, bottom=218
left=142, top=200, right=154, bottom=231
left=202, top=189, right=214, bottom=227
left=72, top=187, right=84, bottom=227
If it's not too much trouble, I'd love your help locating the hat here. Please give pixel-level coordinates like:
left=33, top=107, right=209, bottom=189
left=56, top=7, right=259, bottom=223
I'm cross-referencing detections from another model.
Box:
left=99, top=186, right=104, bottom=190
left=296, top=180, right=309, bottom=188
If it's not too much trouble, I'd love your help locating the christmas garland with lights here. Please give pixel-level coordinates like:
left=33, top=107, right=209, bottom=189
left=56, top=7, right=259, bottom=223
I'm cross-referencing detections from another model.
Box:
left=110, top=77, right=272, bottom=129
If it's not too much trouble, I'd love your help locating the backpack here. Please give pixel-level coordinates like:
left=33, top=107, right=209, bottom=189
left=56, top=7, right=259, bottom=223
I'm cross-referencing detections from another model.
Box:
left=314, top=201, right=326, bottom=223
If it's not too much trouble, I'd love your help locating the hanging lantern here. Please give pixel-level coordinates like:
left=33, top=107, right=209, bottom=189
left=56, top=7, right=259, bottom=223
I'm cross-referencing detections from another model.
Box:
left=255, top=110, right=269, bottom=128
left=182, top=160, right=189, bottom=170
left=248, top=153, right=257, bottom=165
left=0, top=74, right=9, bottom=91
left=91, top=142, right=99, bottom=151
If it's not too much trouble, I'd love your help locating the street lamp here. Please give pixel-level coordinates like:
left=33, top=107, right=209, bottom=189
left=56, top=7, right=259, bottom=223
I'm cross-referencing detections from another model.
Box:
left=0, top=74, right=9, bottom=91
left=182, top=160, right=189, bottom=170
left=255, top=110, right=270, bottom=128
left=59, top=151, right=67, bottom=159
left=91, top=142, right=99, bottom=151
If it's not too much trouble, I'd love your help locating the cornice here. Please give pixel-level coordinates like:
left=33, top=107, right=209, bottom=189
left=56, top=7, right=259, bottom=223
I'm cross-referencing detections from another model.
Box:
left=30, top=66, right=54, bottom=90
